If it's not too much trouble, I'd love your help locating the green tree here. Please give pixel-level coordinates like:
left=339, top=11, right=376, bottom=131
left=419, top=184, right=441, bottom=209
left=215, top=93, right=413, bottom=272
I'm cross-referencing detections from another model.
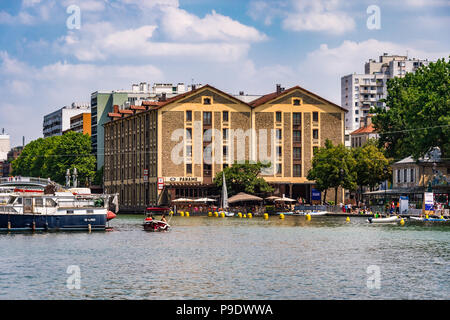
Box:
left=352, top=140, right=392, bottom=205
left=307, top=140, right=357, bottom=204
left=214, top=161, right=274, bottom=196
left=372, top=57, right=450, bottom=160
left=12, top=132, right=96, bottom=185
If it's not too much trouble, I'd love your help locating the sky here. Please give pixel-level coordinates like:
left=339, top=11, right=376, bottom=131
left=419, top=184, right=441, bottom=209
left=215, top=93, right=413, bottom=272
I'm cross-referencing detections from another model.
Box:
left=0, top=0, right=449, bottom=146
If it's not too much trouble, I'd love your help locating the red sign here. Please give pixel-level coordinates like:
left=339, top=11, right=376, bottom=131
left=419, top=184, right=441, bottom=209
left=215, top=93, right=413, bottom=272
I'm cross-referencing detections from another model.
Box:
left=157, top=177, right=164, bottom=190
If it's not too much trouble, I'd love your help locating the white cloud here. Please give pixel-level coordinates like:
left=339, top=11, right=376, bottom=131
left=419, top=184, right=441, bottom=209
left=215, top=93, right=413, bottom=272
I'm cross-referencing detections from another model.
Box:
left=0, top=52, right=162, bottom=145
left=282, top=0, right=355, bottom=34
left=298, top=39, right=449, bottom=104
left=161, top=7, right=267, bottom=42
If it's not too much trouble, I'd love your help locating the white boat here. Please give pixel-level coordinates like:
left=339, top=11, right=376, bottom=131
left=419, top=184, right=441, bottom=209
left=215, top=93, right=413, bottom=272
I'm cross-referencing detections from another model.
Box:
left=0, top=190, right=118, bottom=231
left=367, top=216, right=400, bottom=224
left=294, top=211, right=327, bottom=216
left=409, top=216, right=448, bottom=222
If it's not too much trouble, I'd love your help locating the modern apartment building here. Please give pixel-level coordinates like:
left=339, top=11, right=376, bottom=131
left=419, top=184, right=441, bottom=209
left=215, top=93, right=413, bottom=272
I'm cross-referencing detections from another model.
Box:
left=63, top=112, right=92, bottom=136
left=91, top=82, right=200, bottom=170
left=43, top=103, right=90, bottom=138
left=341, top=53, right=430, bottom=132
left=103, top=84, right=346, bottom=212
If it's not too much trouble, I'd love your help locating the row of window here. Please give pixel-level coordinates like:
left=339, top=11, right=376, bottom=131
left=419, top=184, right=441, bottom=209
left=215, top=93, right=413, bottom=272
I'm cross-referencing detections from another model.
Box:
left=186, top=111, right=318, bottom=124
left=395, top=168, right=416, bottom=184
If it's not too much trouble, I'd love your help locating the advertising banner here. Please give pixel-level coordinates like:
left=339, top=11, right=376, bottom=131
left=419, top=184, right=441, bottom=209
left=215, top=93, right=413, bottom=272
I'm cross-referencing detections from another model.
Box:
left=424, top=192, right=434, bottom=212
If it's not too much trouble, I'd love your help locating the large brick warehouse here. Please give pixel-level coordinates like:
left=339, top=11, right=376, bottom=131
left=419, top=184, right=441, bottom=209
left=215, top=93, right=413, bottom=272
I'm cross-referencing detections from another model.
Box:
left=103, top=84, right=347, bottom=212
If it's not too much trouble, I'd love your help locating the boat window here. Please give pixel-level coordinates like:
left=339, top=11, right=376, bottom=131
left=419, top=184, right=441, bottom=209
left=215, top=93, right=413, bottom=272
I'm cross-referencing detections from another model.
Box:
left=8, top=196, right=17, bottom=205
left=24, top=198, right=32, bottom=206
left=67, top=210, right=74, bottom=214
left=17, top=197, right=23, bottom=205
left=45, top=198, right=57, bottom=207
left=87, top=209, right=93, bottom=214
left=35, top=198, right=44, bottom=207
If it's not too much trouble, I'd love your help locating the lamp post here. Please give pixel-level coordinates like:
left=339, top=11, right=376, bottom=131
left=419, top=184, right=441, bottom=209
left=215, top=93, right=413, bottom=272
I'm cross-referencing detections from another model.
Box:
left=339, top=168, right=344, bottom=206
left=383, top=166, right=388, bottom=213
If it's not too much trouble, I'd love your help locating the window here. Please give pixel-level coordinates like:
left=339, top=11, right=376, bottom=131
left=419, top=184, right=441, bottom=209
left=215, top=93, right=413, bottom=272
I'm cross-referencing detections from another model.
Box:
left=223, top=146, right=228, bottom=157
left=293, top=147, right=301, bottom=160
left=397, top=170, right=401, bottom=183
left=276, top=146, right=282, bottom=159
left=203, top=97, right=211, bottom=105
left=403, top=169, right=407, bottom=183
left=35, top=198, right=43, bottom=207
left=410, top=168, right=414, bottom=182
left=203, top=129, right=212, bottom=141
left=293, top=113, right=301, bottom=126
left=203, top=163, right=212, bottom=176
left=223, top=163, right=228, bottom=169
left=203, top=112, right=212, bottom=125
left=313, top=129, right=319, bottom=139
left=276, top=112, right=282, bottom=122
left=355, top=118, right=359, bottom=123
left=223, top=128, right=229, bottom=141
left=186, top=128, right=192, bottom=141
left=276, top=163, right=282, bottom=174
left=294, top=164, right=301, bottom=177
left=312, top=112, right=319, bottom=122
left=293, top=130, right=301, bottom=143
left=276, top=129, right=282, bottom=141
left=293, top=99, right=301, bottom=106
left=45, top=198, right=57, bottom=207
left=355, top=110, right=359, bottom=114
left=186, top=110, right=192, bottom=122
left=223, top=111, right=229, bottom=122
left=186, top=163, right=192, bottom=174
left=186, top=145, right=192, bottom=157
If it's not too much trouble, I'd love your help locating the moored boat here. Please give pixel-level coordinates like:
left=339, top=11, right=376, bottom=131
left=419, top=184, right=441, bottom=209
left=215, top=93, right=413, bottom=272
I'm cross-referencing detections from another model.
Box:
left=409, top=216, right=448, bottom=222
left=367, top=215, right=400, bottom=224
left=0, top=190, right=118, bottom=231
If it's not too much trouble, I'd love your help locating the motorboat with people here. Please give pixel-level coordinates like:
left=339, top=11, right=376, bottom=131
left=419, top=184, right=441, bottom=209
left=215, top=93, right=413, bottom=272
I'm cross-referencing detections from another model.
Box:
left=367, top=215, right=400, bottom=224
left=0, top=188, right=118, bottom=231
left=143, top=207, right=171, bottom=232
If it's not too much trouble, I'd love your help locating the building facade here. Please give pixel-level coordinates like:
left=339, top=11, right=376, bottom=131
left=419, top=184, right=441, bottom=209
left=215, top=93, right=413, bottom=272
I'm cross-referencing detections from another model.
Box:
left=91, top=82, right=200, bottom=170
left=103, top=84, right=346, bottom=212
left=63, top=112, right=92, bottom=136
left=341, top=53, right=430, bottom=132
left=43, top=103, right=90, bottom=138
left=349, top=115, right=378, bottom=148
left=0, top=132, right=10, bottom=161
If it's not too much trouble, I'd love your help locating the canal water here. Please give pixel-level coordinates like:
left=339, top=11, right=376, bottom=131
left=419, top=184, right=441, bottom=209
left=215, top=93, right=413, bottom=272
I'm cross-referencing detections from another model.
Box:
left=0, top=215, right=448, bottom=300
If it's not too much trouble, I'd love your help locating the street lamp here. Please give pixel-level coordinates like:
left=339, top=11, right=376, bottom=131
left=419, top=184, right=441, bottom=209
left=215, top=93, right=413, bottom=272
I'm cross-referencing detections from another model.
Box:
left=383, top=166, right=388, bottom=213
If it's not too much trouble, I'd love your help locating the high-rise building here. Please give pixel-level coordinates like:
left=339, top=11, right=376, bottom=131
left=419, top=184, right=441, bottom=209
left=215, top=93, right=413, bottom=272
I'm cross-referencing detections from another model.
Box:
left=63, top=113, right=92, bottom=136
left=341, top=53, right=430, bottom=133
left=43, top=103, right=90, bottom=138
left=0, top=131, right=10, bottom=162
left=91, top=82, right=200, bottom=170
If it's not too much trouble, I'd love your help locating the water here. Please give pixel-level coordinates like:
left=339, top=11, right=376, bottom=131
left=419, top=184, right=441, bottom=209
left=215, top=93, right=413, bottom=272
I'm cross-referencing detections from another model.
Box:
left=0, top=215, right=448, bottom=300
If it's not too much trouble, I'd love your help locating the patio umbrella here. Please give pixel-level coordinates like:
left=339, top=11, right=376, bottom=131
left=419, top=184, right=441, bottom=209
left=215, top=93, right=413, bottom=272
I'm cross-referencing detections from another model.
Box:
left=265, top=196, right=281, bottom=201
left=274, top=196, right=296, bottom=202
left=228, top=192, right=263, bottom=204
left=172, top=198, right=193, bottom=202
left=194, top=198, right=216, bottom=202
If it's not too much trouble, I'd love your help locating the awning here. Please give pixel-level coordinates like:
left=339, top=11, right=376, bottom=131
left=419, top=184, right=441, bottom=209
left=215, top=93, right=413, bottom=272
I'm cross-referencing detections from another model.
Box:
left=228, top=192, right=263, bottom=204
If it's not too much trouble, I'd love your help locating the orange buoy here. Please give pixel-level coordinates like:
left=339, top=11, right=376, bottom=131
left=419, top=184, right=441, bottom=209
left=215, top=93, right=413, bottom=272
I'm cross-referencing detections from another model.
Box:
left=106, top=211, right=117, bottom=221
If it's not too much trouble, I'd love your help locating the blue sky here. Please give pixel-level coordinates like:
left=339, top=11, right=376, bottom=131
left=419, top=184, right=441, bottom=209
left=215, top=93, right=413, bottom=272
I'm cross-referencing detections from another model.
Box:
left=0, top=0, right=449, bottom=146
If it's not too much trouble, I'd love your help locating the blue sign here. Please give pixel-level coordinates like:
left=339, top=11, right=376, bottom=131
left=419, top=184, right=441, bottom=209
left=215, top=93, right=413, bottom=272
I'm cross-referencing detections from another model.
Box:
left=311, top=189, right=321, bottom=201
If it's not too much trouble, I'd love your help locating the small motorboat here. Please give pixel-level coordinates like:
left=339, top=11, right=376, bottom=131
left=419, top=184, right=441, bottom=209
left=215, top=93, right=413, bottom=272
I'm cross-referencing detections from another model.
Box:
left=409, top=216, right=448, bottom=222
left=220, top=211, right=235, bottom=217
left=277, top=212, right=294, bottom=216
left=368, top=216, right=400, bottom=224
left=143, top=207, right=171, bottom=231
left=143, top=219, right=170, bottom=232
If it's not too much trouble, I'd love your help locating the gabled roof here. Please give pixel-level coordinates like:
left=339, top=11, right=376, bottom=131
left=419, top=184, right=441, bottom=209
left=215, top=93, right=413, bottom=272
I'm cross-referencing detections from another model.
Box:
left=350, top=123, right=377, bottom=135
left=154, top=84, right=253, bottom=109
left=249, top=85, right=347, bottom=112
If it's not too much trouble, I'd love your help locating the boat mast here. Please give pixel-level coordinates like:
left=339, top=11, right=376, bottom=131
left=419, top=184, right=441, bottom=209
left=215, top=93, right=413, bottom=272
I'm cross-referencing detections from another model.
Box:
left=222, top=171, right=228, bottom=210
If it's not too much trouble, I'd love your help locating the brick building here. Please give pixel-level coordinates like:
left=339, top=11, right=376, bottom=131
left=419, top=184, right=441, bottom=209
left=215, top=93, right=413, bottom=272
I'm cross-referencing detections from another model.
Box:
left=103, top=84, right=346, bottom=212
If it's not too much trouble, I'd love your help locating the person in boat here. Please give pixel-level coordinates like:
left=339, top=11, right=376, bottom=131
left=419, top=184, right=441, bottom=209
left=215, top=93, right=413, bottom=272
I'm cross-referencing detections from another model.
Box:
left=161, top=214, right=167, bottom=223
left=145, top=213, right=153, bottom=221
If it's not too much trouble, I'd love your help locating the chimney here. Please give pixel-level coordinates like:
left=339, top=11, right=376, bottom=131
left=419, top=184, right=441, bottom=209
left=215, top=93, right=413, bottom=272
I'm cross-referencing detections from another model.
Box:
left=239, top=91, right=244, bottom=96
left=191, top=84, right=196, bottom=91
left=160, top=92, right=167, bottom=102
left=276, top=84, right=281, bottom=94
left=113, top=105, right=119, bottom=113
